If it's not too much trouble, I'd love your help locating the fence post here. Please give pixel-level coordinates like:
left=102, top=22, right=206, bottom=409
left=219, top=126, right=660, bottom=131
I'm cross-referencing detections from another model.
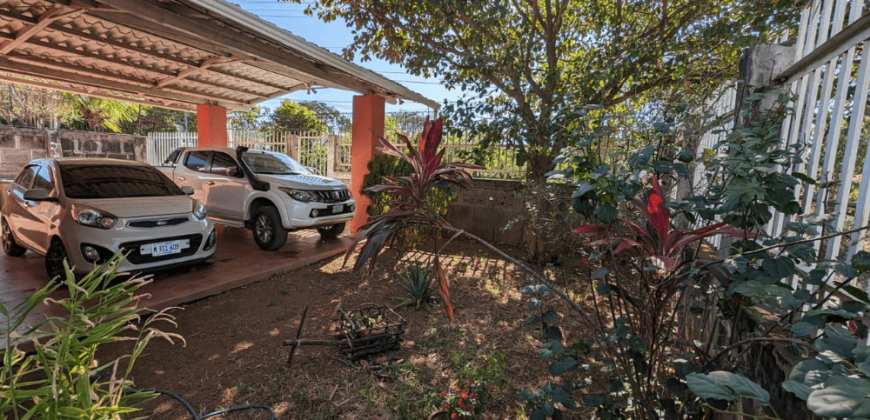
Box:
left=287, top=134, right=300, bottom=160
left=326, top=134, right=338, bottom=178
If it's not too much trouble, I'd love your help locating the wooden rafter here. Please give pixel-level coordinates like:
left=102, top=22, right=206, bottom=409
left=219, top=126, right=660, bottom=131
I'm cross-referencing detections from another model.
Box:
left=156, top=56, right=232, bottom=87
left=90, top=0, right=382, bottom=96
left=0, top=5, right=71, bottom=55
left=0, top=8, right=300, bottom=95
left=0, top=73, right=193, bottom=111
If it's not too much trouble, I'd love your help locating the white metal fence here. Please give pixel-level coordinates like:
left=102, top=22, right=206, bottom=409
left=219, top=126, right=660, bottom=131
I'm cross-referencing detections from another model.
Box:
left=150, top=130, right=525, bottom=180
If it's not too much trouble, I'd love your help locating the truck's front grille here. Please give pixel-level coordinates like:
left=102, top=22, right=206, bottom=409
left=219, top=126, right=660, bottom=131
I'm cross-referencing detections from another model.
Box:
left=127, top=217, right=189, bottom=228
left=120, top=234, right=203, bottom=264
left=312, top=189, right=351, bottom=203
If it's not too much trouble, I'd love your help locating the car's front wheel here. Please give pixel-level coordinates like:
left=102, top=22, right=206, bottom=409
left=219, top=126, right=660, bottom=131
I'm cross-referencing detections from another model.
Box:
left=252, top=206, right=288, bottom=251
left=317, top=222, right=346, bottom=240
left=45, top=238, right=69, bottom=281
left=1, top=218, right=26, bottom=256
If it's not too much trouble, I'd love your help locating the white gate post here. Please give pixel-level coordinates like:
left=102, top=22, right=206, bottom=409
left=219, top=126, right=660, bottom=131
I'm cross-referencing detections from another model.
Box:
left=326, top=134, right=338, bottom=178
left=287, top=134, right=300, bottom=160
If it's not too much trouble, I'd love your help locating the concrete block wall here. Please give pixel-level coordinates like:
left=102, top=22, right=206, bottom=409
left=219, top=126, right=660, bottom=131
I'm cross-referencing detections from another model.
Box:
left=0, top=126, right=48, bottom=179
left=445, top=179, right=526, bottom=246
left=56, top=131, right=146, bottom=162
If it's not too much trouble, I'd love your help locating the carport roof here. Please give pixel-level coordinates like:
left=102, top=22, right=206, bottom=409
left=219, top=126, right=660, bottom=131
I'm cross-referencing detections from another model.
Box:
left=0, top=0, right=439, bottom=112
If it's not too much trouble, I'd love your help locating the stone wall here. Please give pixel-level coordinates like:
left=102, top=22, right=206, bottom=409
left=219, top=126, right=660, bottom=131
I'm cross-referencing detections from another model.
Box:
left=56, top=130, right=146, bottom=162
left=0, top=126, right=148, bottom=179
left=445, top=179, right=526, bottom=246
left=0, top=126, right=48, bottom=179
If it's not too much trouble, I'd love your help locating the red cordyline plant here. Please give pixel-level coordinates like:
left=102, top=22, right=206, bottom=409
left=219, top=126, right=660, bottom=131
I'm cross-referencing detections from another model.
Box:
left=574, top=176, right=746, bottom=274
left=344, top=117, right=483, bottom=321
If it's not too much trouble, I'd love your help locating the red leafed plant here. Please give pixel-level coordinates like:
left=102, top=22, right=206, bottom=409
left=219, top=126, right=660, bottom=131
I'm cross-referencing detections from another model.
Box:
left=574, top=176, right=746, bottom=274
left=345, top=118, right=482, bottom=321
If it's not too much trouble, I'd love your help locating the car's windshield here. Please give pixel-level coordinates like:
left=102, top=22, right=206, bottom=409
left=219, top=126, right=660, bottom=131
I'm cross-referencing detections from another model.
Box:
left=241, top=151, right=309, bottom=175
left=60, top=164, right=185, bottom=199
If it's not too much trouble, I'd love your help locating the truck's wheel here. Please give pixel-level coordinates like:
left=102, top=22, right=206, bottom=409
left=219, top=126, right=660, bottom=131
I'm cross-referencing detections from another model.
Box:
left=252, top=206, right=287, bottom=251
left=1, top=218, right=26, bottom=256
left=317, top=222, right=346, bottom=240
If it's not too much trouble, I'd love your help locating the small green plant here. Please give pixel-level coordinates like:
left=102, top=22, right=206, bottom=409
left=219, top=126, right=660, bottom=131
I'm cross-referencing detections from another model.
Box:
left=431, top=353, right=506, bottom=419
left=0, top=253, right=183, bottom=420
left=393, top=262, right=435, bottom=310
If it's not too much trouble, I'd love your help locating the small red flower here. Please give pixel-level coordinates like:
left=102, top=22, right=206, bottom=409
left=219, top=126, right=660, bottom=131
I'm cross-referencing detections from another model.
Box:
left=443, top=404, right=450, bottom=411
left=451, top=414, right=458, bottom=420
left=434, top=380, right=440, bottom=387
left=487, top=385, right=495, bottom=391
left=453, top=386, right=460, bottom=392
left=461, top=390, right=468, bottom=399
left=466, top=379, right=472, bottom=387
left=470, top=392, right=477, bottom=399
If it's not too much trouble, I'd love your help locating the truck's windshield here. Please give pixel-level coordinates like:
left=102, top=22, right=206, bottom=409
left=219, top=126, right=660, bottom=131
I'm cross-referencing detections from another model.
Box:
left=241, top=151, right=309, bottom=175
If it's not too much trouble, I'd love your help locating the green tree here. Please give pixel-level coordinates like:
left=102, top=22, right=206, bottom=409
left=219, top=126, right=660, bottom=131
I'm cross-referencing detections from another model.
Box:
left=229, top=105, right=265, bottom=130
left=62, top=94, right=141, bottom=133
left=266, top=100, right=326, bottom=133
left=298, top=101, right=351, bottom=133
left=305, top=0, right=805, bottom=183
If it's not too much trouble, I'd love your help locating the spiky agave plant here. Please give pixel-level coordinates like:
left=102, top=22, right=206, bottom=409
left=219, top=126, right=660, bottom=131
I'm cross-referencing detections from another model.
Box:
left=345, top=118, right=483, bottom=321
left=393, top=262, right=435, bottom=310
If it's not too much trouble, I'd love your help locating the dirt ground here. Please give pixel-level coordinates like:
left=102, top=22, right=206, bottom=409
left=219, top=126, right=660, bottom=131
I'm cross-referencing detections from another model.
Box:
left=98, top=240, right=596, bottom=420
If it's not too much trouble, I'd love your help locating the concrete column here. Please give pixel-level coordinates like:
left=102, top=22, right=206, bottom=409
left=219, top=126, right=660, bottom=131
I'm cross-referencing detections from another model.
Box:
left=350, top=94, right=385, bottom=233
left=196, top=103, right=228, bottom=147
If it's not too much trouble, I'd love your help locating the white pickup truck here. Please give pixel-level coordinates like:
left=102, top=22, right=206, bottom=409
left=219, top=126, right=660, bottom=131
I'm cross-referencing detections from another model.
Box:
left=157, top=146, right=355, bottom=250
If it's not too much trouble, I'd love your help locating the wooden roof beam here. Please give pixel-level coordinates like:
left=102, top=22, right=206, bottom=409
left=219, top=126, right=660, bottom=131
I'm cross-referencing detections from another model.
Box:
left=0, top=5, right=77, bottom=55
left=156, top=56, right=232, bottom=87
left=0, top=54, right=248, bottom=109
left=4, top=52, right=250, bottom=106
left=90, top=0, right=384, bottom=97
left=0, top=8, right=295, bottom=93
left=0, top=73, right=193, bottom=111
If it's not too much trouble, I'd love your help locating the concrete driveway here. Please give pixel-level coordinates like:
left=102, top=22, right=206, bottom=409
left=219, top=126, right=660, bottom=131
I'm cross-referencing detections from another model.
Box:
left=0, top=225, right=352, bottom=347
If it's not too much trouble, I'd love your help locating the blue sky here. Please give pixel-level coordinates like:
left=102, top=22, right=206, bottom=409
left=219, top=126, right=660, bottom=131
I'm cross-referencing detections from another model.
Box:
left=231, top=0, right=455, bottom=115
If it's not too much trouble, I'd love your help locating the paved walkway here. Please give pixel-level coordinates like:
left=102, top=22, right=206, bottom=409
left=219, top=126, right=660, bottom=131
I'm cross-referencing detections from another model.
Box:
left=0, top=225, right=352, bottom=348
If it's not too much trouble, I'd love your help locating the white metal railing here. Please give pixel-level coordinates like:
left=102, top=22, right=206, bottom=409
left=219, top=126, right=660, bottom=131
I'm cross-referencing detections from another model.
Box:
left=148, top=129, right=525, bottom=180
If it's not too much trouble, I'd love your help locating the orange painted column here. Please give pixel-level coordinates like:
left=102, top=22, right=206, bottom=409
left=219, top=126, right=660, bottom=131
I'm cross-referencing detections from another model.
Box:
left=196, top=103, right=228, bottom=147
left=350, top=94, right=385, bottom=233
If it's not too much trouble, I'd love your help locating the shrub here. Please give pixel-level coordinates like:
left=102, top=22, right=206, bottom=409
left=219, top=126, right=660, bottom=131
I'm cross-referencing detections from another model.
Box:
left=0, top=254, right=183, bottom=419
left=393, top=261, right=435, bottom=310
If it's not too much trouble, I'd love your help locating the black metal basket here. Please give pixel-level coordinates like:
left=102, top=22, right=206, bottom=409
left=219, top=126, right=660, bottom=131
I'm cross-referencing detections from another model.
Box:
left=334, top=304, right=406, bottom=361
left=283, top=304, right=407, bottom=366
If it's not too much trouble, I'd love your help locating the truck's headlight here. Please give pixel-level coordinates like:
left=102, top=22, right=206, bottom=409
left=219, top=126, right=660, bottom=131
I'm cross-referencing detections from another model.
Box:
left=279, top=187, right=316, bottom=202
left=193, top=200, right=207, bottom=220
left=71, top=206, right=117, bottom=229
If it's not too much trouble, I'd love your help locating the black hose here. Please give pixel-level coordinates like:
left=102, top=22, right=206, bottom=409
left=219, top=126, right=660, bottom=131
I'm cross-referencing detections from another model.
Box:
left=134, top=388, right=276, bottom=420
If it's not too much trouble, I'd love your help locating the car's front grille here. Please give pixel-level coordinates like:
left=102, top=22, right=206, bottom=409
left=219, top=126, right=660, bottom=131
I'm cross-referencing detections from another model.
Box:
left=120, top=234, right=203, bottom=265
left=312, top=189, right=351, bottom=203
left=127, top=217, right=189, bottom=228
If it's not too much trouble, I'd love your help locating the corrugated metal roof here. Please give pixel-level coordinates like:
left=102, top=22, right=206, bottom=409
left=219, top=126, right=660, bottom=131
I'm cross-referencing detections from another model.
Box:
left=0, top=0, right=438, bottom=112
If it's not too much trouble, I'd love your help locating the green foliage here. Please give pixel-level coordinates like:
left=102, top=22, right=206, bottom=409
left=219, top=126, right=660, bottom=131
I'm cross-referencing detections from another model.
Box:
left=0, top=254, right=183, bottom=419
left=361, top=153, right=457, bottom=246
left=308, top=0, right=806, bottom=181
left=63, top=93, right=142, bottom=133
left=267, top=100, right=326, bottom=133
left=431, top=353, right=506, bottom=419
left=393, top=261, right=435, bottom=310
left=228, top=105, right=266, bottom=130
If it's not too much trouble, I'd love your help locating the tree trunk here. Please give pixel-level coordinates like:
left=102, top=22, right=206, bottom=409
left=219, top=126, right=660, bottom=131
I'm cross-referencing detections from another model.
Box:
left=522, top=152, right=557, bottom=262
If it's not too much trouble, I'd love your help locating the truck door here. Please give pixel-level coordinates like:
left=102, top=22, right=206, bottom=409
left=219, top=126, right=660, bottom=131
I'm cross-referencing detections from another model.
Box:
left=201, top=151, right=249, bottom=221
left=173, top=150, right=209, bottom=203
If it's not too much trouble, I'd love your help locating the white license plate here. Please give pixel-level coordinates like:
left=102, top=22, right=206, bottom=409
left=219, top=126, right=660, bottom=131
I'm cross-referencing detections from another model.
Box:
left=140, top=239, right=189, bottom=256
left=331, top=204, right=343, bottom=213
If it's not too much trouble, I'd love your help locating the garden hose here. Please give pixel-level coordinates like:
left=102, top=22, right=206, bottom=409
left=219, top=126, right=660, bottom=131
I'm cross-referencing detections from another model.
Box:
left=133, top=388, right=276, bottom=420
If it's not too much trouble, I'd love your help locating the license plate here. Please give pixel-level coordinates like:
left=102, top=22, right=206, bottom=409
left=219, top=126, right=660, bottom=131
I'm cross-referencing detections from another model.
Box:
left=140, top=239, right=189, bottom=256
left=332, top=204, right=343, bottom=213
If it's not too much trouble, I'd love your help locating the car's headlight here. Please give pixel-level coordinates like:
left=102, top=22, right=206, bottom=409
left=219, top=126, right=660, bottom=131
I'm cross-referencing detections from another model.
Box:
left=279, top=187, right=317, bottom=202
left=192, top=200, right=207, bottom=220
left=71, top=206, right=117, bottom=229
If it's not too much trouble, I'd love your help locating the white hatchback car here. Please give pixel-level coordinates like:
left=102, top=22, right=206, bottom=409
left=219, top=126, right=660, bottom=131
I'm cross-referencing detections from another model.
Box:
left=1, top=158, right=217, bottom=279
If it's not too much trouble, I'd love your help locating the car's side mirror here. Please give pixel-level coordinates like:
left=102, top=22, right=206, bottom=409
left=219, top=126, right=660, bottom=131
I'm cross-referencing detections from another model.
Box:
left=226, top=166, right=241, bottom=177
left=23, top=189, right=51, bottom=201
left=180, top=186, right=195, bottom=195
